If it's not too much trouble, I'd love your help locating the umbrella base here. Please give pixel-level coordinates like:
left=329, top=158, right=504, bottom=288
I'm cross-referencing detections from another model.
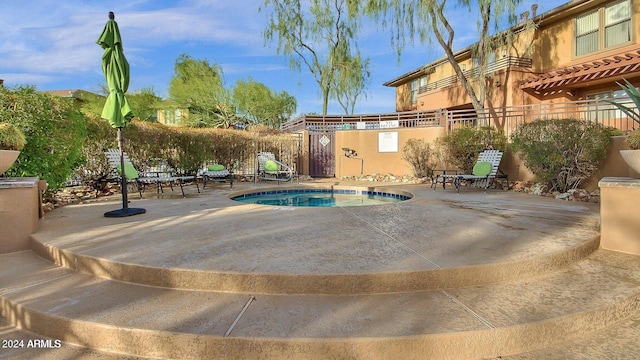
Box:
left=104, top=207, right=146, bottom=218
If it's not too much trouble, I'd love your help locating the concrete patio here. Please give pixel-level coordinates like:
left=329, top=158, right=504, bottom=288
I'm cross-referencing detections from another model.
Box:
left=1, top=180, right=639, bottom=359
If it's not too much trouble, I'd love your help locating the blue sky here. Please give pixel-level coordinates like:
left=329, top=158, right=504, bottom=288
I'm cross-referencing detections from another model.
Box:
left=0, top=0, right=567, bottom=116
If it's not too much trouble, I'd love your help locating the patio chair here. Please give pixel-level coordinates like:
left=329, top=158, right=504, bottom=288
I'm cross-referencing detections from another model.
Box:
left=254, top=152, right=295, bottom=184
left=199, top=163, right=233, bottom=189
left=434, top=149, right=508, bottom=193
left=104, top=149, right=199, bottom=198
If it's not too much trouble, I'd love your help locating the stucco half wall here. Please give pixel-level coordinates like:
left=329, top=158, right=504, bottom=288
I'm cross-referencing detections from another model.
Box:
left=333, top=131, right=635, bottom=186
left=335, top=127, right=445, bottom=177
left=0, top=177, right=43, bottom=254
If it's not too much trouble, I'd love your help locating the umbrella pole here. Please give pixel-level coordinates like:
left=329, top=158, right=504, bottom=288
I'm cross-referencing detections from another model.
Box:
left=104, top=127, right=146, bottom=217
left=117, top=127, right=128, bottom=210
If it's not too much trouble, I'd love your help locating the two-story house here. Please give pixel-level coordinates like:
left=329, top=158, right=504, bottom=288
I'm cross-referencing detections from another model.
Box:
left=384, top=0, right=640, bottom=131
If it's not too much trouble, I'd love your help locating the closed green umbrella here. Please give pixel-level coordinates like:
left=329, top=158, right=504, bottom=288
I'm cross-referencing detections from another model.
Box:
left=98, top=12, right=133, bottom=128
left=98, top=11, right=145, bottom=218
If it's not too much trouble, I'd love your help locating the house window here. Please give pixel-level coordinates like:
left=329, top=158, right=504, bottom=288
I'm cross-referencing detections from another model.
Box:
left=418, top=76, right=428, bottom=93
left=575, top=0, right=631, bottom=56
left=605, top=0, right=631, bottom=48
left=410, top=79, right=419, bottom=104
left=164, top=109, right=183, bottom=125
left=576, top=11, right=599, bottom=56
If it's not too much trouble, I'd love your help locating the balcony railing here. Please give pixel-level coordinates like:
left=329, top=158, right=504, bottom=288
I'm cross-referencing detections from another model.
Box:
left=419, top=56, right=533, bottom=94
left=282, top=97, right=638, bottom=136
left=281, top=111, right=443, bottom=132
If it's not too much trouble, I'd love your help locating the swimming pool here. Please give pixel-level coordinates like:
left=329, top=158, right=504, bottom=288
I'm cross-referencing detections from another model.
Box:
left=231, top=188, right=412, bottom=207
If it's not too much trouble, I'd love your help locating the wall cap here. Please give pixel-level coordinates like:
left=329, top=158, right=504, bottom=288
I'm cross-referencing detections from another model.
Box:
left=0, top=177, right=40, bottom=189
left=598, top=177, right=640, bottom=188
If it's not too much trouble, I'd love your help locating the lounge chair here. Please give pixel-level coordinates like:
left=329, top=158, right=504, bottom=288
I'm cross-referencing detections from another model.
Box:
left=199, top=163, right=233, bottom=189
left=434, top=150, right=508, bottom=193
left=104, top=149, right=199, bottom=197
left=254, top=152, right=294, bottom=184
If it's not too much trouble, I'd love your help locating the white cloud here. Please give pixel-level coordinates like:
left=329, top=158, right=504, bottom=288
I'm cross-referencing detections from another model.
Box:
left=0, top=0, right=571, bottom=115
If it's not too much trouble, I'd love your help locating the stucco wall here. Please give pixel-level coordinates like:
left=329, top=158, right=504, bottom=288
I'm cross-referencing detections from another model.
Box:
left=332, top=131, right=635, bottom=190
left=599, top=177, right=640, bottom=255
left=0, top=178, right=42, bottom=254
left=335, top=127, right=445, bottom=177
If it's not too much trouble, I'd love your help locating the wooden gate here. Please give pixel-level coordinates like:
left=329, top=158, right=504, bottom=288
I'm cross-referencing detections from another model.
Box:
left=309, top=132, right=335, bottom=177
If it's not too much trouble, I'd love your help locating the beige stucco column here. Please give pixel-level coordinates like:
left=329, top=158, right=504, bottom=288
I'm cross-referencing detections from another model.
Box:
left=0, top=177, right=43, bottom=254
left=599, top=177, right=640, bottom=256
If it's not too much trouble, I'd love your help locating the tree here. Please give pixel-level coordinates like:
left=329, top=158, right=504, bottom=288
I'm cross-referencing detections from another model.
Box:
left=261, top=0, right=370, bottom=115
left=363, top=0, right=527, bottom=118
left=331, top=53, right=370, bottom=114
left=233, top=78, right=297, bottom=128
left=168, top=54, right=235, bottom=128
left=128, top=87, right=162, bottom=122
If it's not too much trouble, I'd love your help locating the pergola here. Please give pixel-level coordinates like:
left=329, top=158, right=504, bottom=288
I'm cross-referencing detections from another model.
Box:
left=521, top=48, right=640, bottom=97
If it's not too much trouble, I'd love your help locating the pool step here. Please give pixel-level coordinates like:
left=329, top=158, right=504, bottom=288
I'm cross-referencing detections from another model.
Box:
left=2, top=249, right=639, bottom=359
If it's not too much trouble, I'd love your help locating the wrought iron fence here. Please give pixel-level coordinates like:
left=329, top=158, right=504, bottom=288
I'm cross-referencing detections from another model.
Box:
left=231, top=133, right=303, bottom=178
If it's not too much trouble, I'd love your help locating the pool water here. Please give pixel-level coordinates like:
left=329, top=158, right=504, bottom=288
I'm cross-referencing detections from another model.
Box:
left=232, top=189, right=410, bottom=207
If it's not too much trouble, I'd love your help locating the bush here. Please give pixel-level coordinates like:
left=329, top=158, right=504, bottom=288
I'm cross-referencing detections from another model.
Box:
left=77, top=118, right=300, bottom=184
left=511, top=118, right=613, bottom=192
left=0, top=86, right=86, bottom=192
left=435, top=126, right=507, bottom=173
left=402, top=138, right=434, bottom=177
left=0, top=122, right=27, bottom=150
left=626, top=130, right=640, bottom=150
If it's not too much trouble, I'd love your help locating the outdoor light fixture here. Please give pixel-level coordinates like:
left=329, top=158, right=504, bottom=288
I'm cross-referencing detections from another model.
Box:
left=342, top=147, right=357, bottom=158
left=339, top=147, right=363, bottom=175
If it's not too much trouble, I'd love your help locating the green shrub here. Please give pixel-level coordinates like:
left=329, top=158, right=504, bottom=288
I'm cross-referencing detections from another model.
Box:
left=1, top=86, right=298, bottom=191
left=435, top=126, right=507, bottom=173
left=69, top=113, right=117, bottom=185
left=402, top=138, right=434, bottom=177
left=0, top=122, right=27, bottom=150
left=511, top=118, right=613, bottom=192
left=625, top=130, right=640, bottom=150
left=0, top=86, right=86, bottom=192
left=609, top=127, right=624, bottom=137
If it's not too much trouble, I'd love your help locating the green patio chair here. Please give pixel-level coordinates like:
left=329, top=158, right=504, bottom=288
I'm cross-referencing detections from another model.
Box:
left=254, top=152, right=295, bottom=184
left=434, top=150, right=508, bottom=193
left=200, top=163, right=233, bottom=189
left=104, top=149, right=199, bottom=197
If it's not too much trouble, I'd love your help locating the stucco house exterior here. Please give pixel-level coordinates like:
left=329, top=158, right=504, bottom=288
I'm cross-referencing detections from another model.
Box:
left=383, top=0, right=639, bottom=132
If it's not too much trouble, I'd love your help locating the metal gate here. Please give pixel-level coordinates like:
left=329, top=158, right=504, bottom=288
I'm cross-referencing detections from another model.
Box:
left=309, top=132, right=335, bottom=177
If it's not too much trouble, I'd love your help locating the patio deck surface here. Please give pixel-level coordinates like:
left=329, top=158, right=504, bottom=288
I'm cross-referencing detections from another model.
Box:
left=1, top=179, right=639, bottom=359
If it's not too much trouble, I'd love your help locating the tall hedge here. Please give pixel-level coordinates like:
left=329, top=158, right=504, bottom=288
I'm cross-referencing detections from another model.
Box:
left=0, top=86, right=86, bottom=191
left=0, top=87, right=295, bottom=191
left=78, top=118, right=299, bottom=183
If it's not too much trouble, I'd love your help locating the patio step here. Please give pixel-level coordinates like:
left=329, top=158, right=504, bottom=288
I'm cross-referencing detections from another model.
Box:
left=1, top=249, right=639, bottom=360
left=25, top=188, right=603, bottom=296
left=27, top=234, right=600, bottom=295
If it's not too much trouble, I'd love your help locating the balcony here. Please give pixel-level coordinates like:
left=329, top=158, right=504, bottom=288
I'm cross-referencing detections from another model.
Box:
left=419, top=56, right=532, bottom=94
